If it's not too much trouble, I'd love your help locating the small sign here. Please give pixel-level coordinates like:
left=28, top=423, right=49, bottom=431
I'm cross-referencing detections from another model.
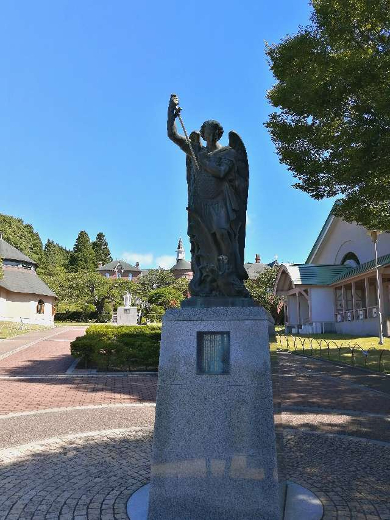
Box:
left=197, top=332, right=230, bottom=375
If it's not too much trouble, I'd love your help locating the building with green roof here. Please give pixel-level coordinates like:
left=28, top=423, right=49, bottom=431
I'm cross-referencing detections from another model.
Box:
left=275, top=210, right=390, bottom=337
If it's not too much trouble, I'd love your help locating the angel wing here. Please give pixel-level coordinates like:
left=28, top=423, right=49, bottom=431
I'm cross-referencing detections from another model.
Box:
left=229, top=131, right=249, bottom=263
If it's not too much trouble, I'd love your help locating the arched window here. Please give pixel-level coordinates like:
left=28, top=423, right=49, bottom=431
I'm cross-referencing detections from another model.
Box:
left=341, top=252, right=360, bottom=268
left=37, top=299, right=45, bottom=314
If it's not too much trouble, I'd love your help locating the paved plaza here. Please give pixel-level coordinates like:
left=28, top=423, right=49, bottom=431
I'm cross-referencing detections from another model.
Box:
left=0, top=327, right=389, bottom=519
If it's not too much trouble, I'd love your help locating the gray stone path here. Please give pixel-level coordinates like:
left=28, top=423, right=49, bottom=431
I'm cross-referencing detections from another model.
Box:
left=1, top=346, right=390, bottom=519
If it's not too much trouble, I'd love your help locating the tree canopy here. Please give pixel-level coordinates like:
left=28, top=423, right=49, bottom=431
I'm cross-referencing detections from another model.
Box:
left=38, top=240, right=71, bottom=276
left=69, top=231, right=96, bottom=272
left=266, top=0, right=390, bottom=229
left=0, top=214, right=43, bottom=263
left=134, top=268, right=177, bottom=298
left=92, top=232, right=112, bottom=266
left=245, top=266, right=283, bottom=323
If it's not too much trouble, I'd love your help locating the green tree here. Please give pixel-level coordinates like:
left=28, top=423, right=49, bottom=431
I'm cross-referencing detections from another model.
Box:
left=46, top=271, right=132, bottom=320
left=0, top=214, right=43, bottom=264
left=172, top=276, right=190, bottom=298
left=38, top=239, right=71, bottom=276
left=147, top=287, right=184, bottom=310
left=69, top=231, right=96, bottom=272
left=92, top=232, right=112, bottom=266
left=135, top=269, right=177, bottom=299
left=245, top=266, right=283, bottom=323
left=266, top=0, right=390, bottom=229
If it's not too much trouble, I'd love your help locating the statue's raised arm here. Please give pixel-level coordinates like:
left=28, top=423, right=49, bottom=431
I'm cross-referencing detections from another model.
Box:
left=167, top=94, right=192, bottom=156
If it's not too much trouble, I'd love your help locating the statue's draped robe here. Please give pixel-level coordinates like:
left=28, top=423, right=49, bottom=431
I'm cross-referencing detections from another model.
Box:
left=186, top=144, right=249, bottom=297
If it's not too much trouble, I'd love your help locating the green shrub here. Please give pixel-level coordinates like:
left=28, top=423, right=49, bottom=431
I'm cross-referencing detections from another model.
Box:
left=71, top=324, right=162, bottom=371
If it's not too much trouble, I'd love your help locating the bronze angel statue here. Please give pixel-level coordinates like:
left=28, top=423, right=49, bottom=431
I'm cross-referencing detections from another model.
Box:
left=167, top=94, right=251, bottom=300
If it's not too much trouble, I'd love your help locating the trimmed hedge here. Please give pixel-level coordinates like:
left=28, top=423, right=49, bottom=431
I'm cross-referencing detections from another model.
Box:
left=55, top=310, right=111, bottom=323
left=70, top=324, right=161, bottom=371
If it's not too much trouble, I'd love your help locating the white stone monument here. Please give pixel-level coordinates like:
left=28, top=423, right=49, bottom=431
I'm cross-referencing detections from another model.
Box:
left=117, top=292, right=138, bottom=326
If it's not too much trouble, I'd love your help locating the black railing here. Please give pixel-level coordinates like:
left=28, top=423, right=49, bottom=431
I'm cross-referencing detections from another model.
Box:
left=275, top=333, right=390, bottom=374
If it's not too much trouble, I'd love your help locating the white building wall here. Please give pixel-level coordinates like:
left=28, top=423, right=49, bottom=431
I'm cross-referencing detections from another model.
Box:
left=310, top=287, right=335, bottom=322
left=287, top=295, right=298, bottom=325
left=0, top=288, right=6, bottom=318
left=0, top=290, right=55, bottom=326
left=335, top=318, right=380, bottom=337
left=312, top=218, right=390, bottom=265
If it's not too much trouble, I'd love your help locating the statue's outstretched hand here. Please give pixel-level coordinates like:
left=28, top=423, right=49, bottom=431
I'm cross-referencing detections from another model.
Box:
left=169, top=94, right=180, bottom=116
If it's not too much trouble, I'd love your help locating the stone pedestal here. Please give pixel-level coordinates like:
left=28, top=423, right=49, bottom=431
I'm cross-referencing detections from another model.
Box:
left=147, top=307, right=281, bottom=520
left=117, top=306, right=138, bottom=326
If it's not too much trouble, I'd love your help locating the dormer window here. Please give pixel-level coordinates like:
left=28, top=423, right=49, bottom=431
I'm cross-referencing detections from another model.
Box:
left=341, top=252, right=360, bottom=268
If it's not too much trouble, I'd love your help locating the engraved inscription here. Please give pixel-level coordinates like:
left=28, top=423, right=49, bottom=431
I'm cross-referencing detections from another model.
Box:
left=197, top=332, right=230, bottom=375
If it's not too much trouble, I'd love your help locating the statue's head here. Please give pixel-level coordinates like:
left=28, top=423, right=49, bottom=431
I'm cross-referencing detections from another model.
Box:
left=200, top=120, right=224, bottom=143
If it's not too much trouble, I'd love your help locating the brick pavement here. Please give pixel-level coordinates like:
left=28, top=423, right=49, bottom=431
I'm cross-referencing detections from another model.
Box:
left=0, top=328, right=76, bottom=358
left=1, top=329, right=390, bottom=519
left=0, top=327, right=157, bottom=415
left=0, top=328, right=84, bottom=375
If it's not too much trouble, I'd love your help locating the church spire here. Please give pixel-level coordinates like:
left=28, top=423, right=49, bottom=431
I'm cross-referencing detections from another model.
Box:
left=176, top=237, right=185, bottom=260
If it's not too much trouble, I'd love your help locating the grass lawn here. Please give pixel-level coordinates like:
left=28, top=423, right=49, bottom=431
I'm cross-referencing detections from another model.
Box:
left=271, top=331, right=390, bottom=374
left=0, top=321, right=49, bottom=339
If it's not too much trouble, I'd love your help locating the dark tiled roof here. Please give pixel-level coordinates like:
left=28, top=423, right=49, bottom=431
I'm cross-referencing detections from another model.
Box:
left=0, top=238, right=36, bottom=265
left=331, top=254, right=390, bottom=284
left=98, top=260, right=140, bottom=272
left=244, top=262, right=268, bottom=279
left=0, top=269, right=56, bottom=297
left=171, top=259, right=191, bottom=271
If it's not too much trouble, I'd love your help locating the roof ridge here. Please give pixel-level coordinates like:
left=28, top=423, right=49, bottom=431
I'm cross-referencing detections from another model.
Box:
left=331, top=253, right=390, bottom=284
left=0, top=237, right=36, bottom=264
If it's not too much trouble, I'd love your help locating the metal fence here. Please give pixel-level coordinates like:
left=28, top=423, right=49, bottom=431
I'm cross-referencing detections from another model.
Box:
left=275, top=333, right=390, bottom=374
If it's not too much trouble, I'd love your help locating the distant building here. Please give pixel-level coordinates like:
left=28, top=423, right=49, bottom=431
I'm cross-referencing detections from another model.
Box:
left=104, top=240, right=273, bottom=283
left=170, top=238, right=192, bottom=280
left=97, top=260, right=141, bottom=281
left=244, top=254, right=276, bottom=280
left=0, top=236, right=56, bottom=326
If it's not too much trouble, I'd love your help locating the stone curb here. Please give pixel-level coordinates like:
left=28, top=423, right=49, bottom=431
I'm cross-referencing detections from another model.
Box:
left=0, top=426, right=154, bottom=461
left=283, top=427, right=390, bottom=448
left=282, top=404, right=390, bottom=419
left=0, top=402, right=156, bottom=419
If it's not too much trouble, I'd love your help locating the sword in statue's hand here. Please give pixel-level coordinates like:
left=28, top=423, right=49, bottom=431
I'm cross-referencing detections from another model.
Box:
left=171, top=94, right=200, bottom=172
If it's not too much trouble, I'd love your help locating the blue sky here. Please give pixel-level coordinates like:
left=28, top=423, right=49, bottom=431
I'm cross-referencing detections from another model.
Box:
left=0, top=0, right=334, bottom=269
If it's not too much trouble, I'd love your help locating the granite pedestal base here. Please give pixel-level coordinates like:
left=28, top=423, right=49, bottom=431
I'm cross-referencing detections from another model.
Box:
left=117, top=306, right=138, bottom=325
left=127, top=481, right=324, bottom=520
left=146, top=307, right=282, bottom=520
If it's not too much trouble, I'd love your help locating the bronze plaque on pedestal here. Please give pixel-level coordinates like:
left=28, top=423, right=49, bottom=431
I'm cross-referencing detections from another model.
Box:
left=197, top=331, right=230, bottom=375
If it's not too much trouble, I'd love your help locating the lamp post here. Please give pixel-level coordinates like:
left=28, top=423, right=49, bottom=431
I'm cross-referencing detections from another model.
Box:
left=370, top=230, right=384, bottom=345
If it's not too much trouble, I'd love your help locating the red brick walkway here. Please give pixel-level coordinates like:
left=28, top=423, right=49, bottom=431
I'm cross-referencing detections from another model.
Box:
left=0, top=327, right=157, bottom=415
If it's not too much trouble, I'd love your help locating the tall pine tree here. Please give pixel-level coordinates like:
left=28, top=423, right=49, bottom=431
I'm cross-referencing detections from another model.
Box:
left=92, top=232, right=112, bottom=266
left=70, top=231, right=96, bottom=272
left=39, top=239, right=71, bottom=276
